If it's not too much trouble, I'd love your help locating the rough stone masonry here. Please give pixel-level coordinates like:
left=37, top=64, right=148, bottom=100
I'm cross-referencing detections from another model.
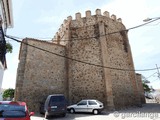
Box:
left=15, top=9, right=145, bottom=112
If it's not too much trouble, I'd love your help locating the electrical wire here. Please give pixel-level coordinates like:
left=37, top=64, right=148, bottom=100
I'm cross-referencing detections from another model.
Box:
left=127, top=17, right=160, bottom=30
left=145, top=21, right=160, bottom=26
left=146, top=72, right=158, bottom=79
left=5, top=35, right=160, bottom=72
left=151, top=78, right=159, bottom=83
left=62, top=17, right=160, bottom=42
left=51, top=17, right=160, bottom=41
left=4, top=17, right=160, bottom=71
left=4, top=35, right=53, bottom=41
left=6, top=17, right=160, bottom=42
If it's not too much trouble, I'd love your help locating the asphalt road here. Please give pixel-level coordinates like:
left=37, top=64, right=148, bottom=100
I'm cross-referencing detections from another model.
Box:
left=31, top=103, right=160, bottom=120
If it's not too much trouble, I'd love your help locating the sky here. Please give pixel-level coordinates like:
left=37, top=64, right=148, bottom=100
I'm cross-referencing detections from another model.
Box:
left=2, top=0, right=160, bottom=89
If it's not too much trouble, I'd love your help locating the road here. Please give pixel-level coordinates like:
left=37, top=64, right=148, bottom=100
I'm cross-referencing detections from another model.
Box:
left=31, top=103, right=160, bottom=120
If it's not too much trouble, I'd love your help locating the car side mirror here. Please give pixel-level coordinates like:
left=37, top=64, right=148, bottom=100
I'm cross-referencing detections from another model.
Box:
left=29, top=112, right=34, bottom=116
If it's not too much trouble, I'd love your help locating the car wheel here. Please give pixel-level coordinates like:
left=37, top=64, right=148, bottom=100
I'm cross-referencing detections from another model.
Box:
left=93, top=109, right=99, bottom=115
left=70, top=108, right=75, bottom=113
left=45, top=112, right=49, bottom=119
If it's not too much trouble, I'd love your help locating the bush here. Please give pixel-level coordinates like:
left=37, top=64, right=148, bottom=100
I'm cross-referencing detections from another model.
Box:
left=3, top=88, right=14, bottom=100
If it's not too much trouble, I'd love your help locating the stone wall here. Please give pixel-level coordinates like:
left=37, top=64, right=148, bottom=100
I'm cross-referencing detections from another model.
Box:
left=136, top=73, right=146, bottom=104
left=106, top=30, right=138, bottom=109
left=15, top=39, right=67, bottom=112
left=67, top=24, right=105, bottom=104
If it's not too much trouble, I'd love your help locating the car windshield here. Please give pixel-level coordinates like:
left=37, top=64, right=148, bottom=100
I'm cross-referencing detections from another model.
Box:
left=0, top=104, right=26, bottom=118
left=49, top=96, right=66, bottom=106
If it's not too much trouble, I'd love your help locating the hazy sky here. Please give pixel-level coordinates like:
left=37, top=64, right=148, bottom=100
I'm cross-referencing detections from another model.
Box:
left=2, top=0, right=160, bottom=89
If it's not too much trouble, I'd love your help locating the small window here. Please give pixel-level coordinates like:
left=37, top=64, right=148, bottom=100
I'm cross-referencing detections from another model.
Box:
left=77, top=101, right=87, bottom=105
left=88, top=101, right=97, bottom=105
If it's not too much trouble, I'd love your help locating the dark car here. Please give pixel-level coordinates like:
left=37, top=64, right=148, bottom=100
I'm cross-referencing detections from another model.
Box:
left=39, top=102, right=45, bottom=114
left=0, top=101, right=34, bottom=120
left=43, top=94, right=67, bottom=119
left=39, top=97, right=47, bottom=114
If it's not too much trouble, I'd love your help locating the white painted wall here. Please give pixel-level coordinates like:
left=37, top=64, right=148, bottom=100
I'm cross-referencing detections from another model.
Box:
left=0, top=69, right=4, bottom=88
left=0, top=62, right=4, bottom=87
left=0, top=62, right=4, bottom=101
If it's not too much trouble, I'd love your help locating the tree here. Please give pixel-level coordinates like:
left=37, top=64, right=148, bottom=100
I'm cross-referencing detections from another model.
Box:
left=142, top=82, right=151, bottom=92
left=6, top=42, right=13, bottom=53
left=142, top=75, right=152, bottom=92
left=3, top=88, right=15, bottom=100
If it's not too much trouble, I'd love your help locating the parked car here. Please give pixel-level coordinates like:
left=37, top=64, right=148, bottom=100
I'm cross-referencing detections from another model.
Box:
left=0, top=101, right=34, bottom=120
left=39, top=101, right=45, bottom=115
left=39, top=96, right=48, bottom=114
left=44, top=94, right=67, bottom=119
left=145, top=92, right=154, bottom=99
left=67, top=99, right=104, bottom=115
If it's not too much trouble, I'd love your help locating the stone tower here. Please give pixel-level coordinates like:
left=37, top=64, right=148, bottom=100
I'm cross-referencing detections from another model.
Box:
left=53, top=9, right=143, bottom=110
left=15, top=9, right=145, bottom=112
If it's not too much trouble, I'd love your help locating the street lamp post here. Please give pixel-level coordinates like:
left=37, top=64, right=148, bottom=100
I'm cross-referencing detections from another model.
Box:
left=143, top=17, right=160, bottom=22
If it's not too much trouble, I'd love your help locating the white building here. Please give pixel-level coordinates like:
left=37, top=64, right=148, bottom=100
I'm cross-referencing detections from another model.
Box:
left=0, top=0, right=13, bottom=100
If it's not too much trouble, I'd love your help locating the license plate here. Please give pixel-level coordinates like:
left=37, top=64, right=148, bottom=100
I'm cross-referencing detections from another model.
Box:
left=51, top=106, right=57, bottom=108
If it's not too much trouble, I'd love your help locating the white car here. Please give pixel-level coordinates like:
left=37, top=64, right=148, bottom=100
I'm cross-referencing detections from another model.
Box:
left=67, top=99, right=104, bottom=115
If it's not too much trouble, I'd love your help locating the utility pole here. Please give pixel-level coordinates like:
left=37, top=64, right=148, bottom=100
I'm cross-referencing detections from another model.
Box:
left=156, top=64, right=160, bottom=80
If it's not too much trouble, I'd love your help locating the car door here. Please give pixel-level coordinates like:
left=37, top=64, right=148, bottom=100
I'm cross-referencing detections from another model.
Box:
left=75, top=100, right=88, bottom=112
left=87, top=100, right=98, bottom=112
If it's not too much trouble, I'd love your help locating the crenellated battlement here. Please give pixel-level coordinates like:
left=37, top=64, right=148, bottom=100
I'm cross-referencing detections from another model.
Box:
left=53, top=8, right=124, bottom=44
left=63, top=9, right=122, bottom=24
left=86, top=10, right=91, bottom=18
left=57, top=8, right=122, bottom=31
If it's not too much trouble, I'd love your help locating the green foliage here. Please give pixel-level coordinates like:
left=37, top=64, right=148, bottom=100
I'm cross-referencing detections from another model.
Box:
left=6, top=42, right=13, bottom=53
left=3, top=88, right=15, bottom=99
left=142, top=75, right=152, bottom=92
left=143, top=82, right=151, bottom=92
